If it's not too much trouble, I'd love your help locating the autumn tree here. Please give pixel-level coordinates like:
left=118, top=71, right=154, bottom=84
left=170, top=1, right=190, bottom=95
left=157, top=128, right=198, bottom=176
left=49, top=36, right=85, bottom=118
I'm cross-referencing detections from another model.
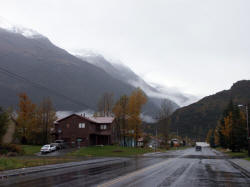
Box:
left=214, top=123, right=224, bottom=147
left=112, top=95, right=129, bottom=145
left=98, top=92, right=114, bottom=117
left=157, top=99, right=172, bottom=145
left=127, top=88, right=147, bottom=146
left=36, top=97, right=57, bottom=144
left=16, top=93, right=37, bottom=144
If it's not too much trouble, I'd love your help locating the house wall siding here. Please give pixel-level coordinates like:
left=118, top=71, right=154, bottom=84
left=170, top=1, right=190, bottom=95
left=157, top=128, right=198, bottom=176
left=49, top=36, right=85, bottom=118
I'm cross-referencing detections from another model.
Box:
left=54, top=114, right=115, bottom=146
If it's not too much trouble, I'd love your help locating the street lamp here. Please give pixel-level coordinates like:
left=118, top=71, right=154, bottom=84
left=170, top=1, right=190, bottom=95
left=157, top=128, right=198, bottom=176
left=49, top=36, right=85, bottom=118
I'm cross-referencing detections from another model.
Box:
left=238, top=104, right=249, bottom=156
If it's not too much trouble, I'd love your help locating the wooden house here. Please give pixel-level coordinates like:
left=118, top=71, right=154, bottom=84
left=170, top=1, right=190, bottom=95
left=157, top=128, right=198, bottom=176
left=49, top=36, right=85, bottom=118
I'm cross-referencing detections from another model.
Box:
left=54, top=114, right=115, bottom=147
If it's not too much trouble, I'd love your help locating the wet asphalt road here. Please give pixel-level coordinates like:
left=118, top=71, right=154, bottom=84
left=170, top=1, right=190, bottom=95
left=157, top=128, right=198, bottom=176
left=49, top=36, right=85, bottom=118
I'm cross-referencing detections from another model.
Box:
left=1, top=147, right=250, bottom=187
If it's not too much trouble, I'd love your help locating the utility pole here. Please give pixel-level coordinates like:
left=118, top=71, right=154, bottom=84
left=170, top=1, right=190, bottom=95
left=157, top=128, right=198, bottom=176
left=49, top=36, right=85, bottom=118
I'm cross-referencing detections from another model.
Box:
left=246, top=106, right=249, bottom=139
left=246, top=105, right=250, bottom=157
left=155, top=125, right=158, bottom=152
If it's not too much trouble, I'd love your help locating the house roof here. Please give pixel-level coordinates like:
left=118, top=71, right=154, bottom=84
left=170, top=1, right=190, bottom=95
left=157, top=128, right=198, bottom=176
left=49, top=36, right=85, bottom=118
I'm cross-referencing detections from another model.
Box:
left=88, top=117, right=114, bottom=124
left=55, top=114, right=114, bottom=124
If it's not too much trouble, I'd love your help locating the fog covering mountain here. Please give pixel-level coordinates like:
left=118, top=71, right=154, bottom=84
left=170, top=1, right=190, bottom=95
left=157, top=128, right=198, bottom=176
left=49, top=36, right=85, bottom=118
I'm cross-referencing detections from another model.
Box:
left=169, top=80, right=250, bottom=140
left=0, top=17, right=41, bottom=39
left=0, top=26, right=167, bottom=119
left=74, top=50, right=189, bottom=108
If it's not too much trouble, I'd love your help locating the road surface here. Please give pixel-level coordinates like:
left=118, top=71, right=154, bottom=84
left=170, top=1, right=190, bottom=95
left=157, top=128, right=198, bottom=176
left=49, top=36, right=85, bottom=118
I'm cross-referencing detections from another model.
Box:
left=0, top=147, right=249, bottom=187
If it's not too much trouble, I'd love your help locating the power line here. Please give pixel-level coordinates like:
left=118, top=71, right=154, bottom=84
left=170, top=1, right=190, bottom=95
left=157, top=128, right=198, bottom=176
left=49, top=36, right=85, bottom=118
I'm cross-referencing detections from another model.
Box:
left=0, top=66, right=91, bottom=109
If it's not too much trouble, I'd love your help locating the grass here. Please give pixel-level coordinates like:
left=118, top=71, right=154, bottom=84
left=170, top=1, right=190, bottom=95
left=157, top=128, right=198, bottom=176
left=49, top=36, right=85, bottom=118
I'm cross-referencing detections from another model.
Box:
left=0, top=145, right=191, bottom=171
left=245, top=157, right=250, bottom=161
left=21, top=145, right=42, bottom=155
left=216, top=147, right=250, bottom=161
left=68, top=145, right=158, bottom=157
left=0, top=157, right=78, bottom=171
left=226, top=150, right=249, bottom=158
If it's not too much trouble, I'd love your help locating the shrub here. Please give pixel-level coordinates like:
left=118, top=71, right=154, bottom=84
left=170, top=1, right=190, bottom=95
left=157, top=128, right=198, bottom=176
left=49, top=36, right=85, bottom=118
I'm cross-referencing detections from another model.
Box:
left=0, top=144, right=24, bottom=156
left=0, top=107, right=9, bottom=144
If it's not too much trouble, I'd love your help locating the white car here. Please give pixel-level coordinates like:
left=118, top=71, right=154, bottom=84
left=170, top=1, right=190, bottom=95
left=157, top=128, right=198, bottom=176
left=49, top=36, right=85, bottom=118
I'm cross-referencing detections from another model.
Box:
left=41, top=144, right=56, bottom=154
left=50, top=144, right=57, bottom=151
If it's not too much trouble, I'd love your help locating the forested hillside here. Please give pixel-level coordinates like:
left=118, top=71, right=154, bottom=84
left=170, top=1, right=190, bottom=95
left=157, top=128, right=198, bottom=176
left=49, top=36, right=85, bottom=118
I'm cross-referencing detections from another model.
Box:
left=169, top=80, right=250, bottom=140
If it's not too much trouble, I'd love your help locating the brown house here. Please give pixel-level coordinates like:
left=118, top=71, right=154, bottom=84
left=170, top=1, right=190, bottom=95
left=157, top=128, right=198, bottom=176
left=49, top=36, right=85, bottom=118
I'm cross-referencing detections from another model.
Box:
left=54, top=114, right=115, bottom=146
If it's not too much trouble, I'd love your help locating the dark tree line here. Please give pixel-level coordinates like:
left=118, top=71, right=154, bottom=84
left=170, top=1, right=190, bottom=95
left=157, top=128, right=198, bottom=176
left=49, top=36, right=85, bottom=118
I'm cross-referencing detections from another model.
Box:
left=207, top=100, right=248, bottom=152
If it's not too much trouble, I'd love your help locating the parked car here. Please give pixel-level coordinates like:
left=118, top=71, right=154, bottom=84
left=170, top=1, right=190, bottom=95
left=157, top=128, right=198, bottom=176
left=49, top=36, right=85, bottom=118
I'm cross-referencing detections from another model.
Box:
left=55, top=140, right=66, bottom=149
left=50, top=143, right=61, bottom=150
left=50, top=144, right=57, bottom=152
left=195, top=145, right=202, bottom=151
left=41, top=144, right=55, bottom=154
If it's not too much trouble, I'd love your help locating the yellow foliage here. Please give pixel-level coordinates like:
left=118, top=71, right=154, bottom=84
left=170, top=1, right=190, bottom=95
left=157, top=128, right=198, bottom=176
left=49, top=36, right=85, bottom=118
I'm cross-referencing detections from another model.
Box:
left=128, top=88, right=147, bottom=140
left=17, top=93, right=37, bottom=141
left=112, top=89, right=147, bottom=145
left=221, top=112, right=233, bottom=140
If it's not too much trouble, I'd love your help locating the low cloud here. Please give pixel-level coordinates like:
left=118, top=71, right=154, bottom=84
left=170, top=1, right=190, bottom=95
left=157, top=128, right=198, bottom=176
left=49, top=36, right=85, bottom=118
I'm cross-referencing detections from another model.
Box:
left=56, top=109, right=94, bottom=119
left=57, top=110, right=156, bottom=124
left=140, top=113, right=156, bottom=123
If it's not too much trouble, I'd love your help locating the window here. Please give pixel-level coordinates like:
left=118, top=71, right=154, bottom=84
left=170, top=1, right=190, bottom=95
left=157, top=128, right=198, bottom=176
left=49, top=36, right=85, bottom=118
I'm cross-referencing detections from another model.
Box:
left=100, top=124, right=107, bottom=130
left=79, top=123, right=85, bottom=128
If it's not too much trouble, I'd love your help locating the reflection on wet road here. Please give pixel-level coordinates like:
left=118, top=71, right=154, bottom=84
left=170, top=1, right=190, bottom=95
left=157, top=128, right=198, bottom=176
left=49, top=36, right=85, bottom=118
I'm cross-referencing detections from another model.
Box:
left=1, top=147, right=250, bottom=187
left=100, top=148, right=250, bottom=187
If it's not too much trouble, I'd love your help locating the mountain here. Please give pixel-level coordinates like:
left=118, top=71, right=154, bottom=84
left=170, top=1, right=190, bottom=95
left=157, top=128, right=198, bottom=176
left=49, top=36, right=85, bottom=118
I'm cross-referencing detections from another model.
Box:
left=0, top=26, right=164, bottom=118
left=0, top=27, right=134, bottom=110
left=73, top=50, right=188, bottom=111
left=169, top=80, right=250, bottom=140
left=0, top=17, right=42, bottom=39
left=74, top=50, right=196, bottom=107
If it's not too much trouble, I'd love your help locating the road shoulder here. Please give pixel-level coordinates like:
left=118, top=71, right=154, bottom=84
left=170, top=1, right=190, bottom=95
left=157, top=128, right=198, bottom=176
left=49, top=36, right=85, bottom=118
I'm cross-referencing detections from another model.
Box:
left=229, top=159, right=250, bottom=177
left=0, top=157, right=129, bottom=179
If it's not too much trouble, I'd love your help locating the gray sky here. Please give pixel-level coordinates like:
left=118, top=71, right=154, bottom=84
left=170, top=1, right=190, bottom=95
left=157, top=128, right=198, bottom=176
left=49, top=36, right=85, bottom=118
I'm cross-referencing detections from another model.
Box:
left=0, top=0, right=250, bottom=97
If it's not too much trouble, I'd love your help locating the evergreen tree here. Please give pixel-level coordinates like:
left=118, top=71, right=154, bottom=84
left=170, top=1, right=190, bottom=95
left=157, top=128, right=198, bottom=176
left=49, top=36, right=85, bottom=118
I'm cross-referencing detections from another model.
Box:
left=206, top=129, right=215, bottom=147
left=217, top=100, right=247, bottom=151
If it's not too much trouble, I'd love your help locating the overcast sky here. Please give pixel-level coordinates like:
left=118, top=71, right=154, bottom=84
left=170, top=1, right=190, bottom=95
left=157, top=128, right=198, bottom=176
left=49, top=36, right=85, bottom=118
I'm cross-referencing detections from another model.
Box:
left=0, top=0, right=250, bottom=97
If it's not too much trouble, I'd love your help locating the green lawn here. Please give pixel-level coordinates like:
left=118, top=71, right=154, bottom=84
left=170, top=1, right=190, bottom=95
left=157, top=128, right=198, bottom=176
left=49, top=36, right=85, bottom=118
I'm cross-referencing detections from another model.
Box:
left=226, top=150, right=249, bottom=158
left=0, top=157, right=77, bottom=171
left=245, top=157, right=250, bottom=161
left=21, top=145, right=42, bottom=155
left=68, top=145, right=158, bottom=157
left=216, top=147, right=250, bottom=161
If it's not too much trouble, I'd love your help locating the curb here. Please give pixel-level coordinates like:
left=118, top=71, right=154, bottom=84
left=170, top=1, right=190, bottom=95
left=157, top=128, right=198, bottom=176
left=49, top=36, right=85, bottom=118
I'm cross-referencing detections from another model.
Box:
left=228, top=160, right=250, bottom=178
left=0, top=158, right=128, bottom=179
left=215, top=149, right=250, bottom=178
